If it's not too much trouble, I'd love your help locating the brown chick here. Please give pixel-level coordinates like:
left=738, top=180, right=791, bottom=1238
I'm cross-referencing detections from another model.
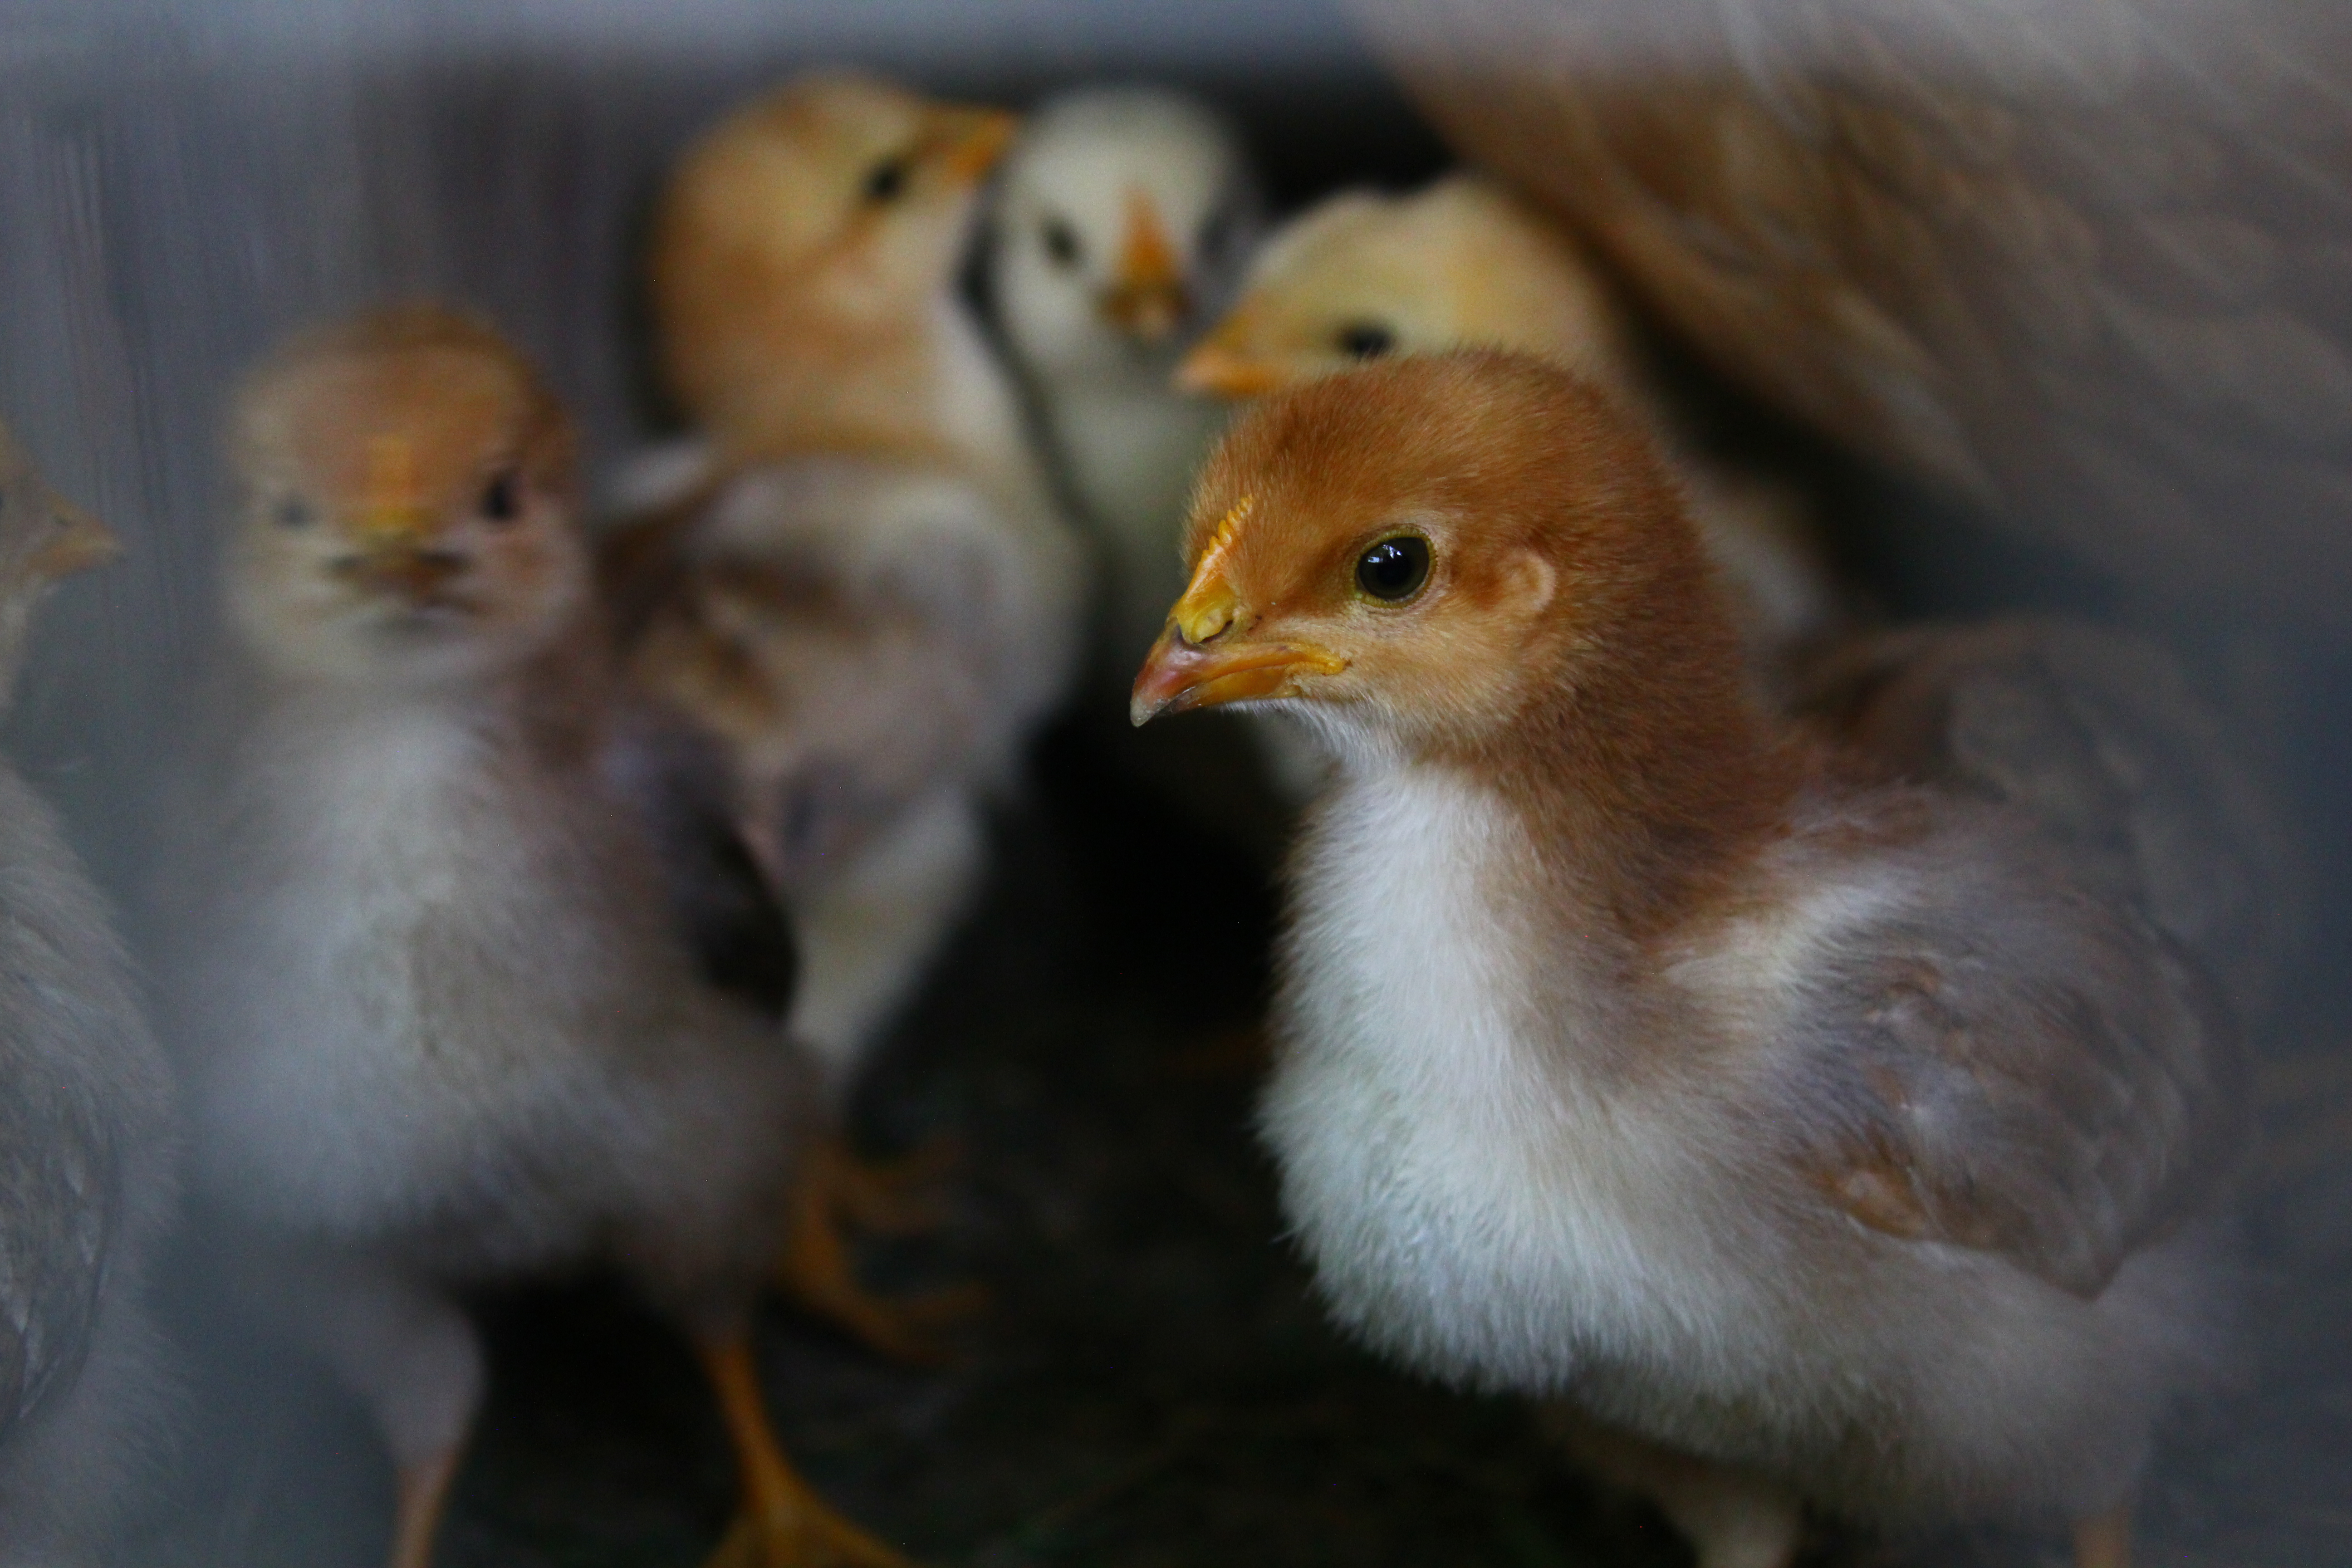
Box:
left=162, top=308, right=902, bottom=1568
left=1133, top=353, right=2246, bottom=1568
left=1180, top=172, right=1840, bottom=665
left=1347, top=0, right=2352, bottom=624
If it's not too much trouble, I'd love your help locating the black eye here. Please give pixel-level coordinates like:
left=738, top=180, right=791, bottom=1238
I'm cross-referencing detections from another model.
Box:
left=274, top=496, right=314, bottom=530
left=480, top=470, right=521, bottom=523
left=1040, top=215, right=1083, bottom=269
left=862, top=155, right=911, bottom=205
left=1336, top=321, right=1396, bottom=360
left=1355, top=535, right=1430, bottom=603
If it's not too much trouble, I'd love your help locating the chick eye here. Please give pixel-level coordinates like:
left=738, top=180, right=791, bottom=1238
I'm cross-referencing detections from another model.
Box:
left=480, top=469, right=522, bottom=524
left=861, top=154, right=911, bottom=205
left=274, top=496, right=314, bottom=530
left=1336, top=320, right=1396, bottom=361
left=1355, top=534, right=1430, bottom=603
left=1040, top=215, right=1083, bottom=270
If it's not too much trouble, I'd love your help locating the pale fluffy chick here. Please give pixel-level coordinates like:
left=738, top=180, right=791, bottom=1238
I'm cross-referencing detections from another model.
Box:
left=617, top=72, right=1087, bottom=1087
left=0, top=421, right=178, bottom=1565
left=1182, top=172, right=1838, bottom=666
left=984, top=85, right=1261, bottom=670
left=163, top=309, right=902, bottom=1568
left=1134, top=354, right=2245, bottom=1568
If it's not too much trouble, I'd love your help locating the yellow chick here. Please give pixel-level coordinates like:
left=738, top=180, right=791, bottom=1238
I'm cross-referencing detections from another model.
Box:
left=1182, top=172, right=1840, bottom=663
left=613, top=74, right=1088, bottom=1357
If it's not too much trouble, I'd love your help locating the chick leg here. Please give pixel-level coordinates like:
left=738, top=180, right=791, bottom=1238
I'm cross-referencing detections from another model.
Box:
left=2074, top=1504, right=2132, bottom=1568
left=778, top=1137, right=985, bottom=1366
left=1552, top=1412, right=1802, bottom=1568
left=389, top=1449, right=461, bottom=1568
left=697, top=1334, right=911, bottom=1568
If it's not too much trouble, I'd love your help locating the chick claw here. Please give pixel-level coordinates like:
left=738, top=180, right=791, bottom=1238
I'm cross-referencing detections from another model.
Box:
left=779, top=1135, right=985, bottom=1366
left=830, top=1137, right=963, bottom=1236
left=703, top=1497, right=913, bottom=1568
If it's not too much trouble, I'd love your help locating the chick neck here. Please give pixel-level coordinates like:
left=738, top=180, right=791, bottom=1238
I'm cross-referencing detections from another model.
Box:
left=1378, top=564, right=1802, bottom=948
left=700, top=289, right=1038, bottom=505
left=0, top=580, right=51, bottom=715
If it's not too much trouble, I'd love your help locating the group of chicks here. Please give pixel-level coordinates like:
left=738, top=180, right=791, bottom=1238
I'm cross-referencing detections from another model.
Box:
left=0, top=64, right=2284, bottom=1568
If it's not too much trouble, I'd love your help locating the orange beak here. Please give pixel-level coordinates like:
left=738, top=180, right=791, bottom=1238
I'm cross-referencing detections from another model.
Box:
left=1174, top=310, right=1287, bottom=398
left=934, top=105, right=1019, bottom=184
left=1131, top=504, right=1347, bottom=725
left=357, top=434, right=435, bottom=546
left=1103, top=190, right=1191, bottom=343
left=29, top=490, right=122, bottom=580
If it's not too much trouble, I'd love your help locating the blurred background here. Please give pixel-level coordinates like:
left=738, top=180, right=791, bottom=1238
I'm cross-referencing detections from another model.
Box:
left=3, top=0, right=2349, bottom=1562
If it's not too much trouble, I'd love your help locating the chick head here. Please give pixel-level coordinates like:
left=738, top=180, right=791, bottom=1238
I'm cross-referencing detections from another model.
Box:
left=0, top=418, right=119, bottom=705
left=649, top=72, right=1017, bottom=432
left=1179, top=174, right=1633, bottom=402
left=225, top=305, right=584, bottom=687
left=1133, top=351, right=1724, bottom=759
left=987, top=86, right=1261, bottom=378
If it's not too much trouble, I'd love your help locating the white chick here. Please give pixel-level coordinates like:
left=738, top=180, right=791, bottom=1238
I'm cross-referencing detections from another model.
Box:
left=616, top=72, right=1087, bottom=1087
left=162, top=309, right=902, bottom=1568
left=1182, top=172, right=1841, bottom=669
left=983, top=86, right=1262, bottom=671
left=0, top=420, right=178, bottom=1565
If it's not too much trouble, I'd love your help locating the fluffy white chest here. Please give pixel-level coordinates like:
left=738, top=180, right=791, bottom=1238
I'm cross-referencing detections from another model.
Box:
left=188, top=699, right=598, bottom=1231
left=1263, top=765, right=1762, bottom=1393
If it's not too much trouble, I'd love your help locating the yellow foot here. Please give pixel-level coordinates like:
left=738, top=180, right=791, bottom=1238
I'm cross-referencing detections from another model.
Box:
left=779, top=1134, right=984, bottom=1366
left=703, top=1499, right=914, bottom=1568
left=829, top=1136, right=962, bottom=1237
left=698, top=1335, right=915, bottom=1568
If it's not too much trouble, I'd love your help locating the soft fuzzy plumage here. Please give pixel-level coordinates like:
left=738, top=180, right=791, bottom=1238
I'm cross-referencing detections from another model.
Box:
left=162, top=310, right=895, bottom=1567
left=0, top=419, right=178, bottom=1565
left=614, top=73, right=1086, bottom=1084
left=1133, top=354, right=2245, bottom=1566
left=1181, top=173, right=1840, bottom=667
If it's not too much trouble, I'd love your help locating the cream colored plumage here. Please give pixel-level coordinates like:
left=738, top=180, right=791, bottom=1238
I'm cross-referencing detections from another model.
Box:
left=1133, top=354, right=2244, bottom=1568
left=1182, top=172, right=1840, bottom=666
left=161, top=309, right=901, bottom=1568
left=612, top=72, right=1087, bottom=1086
left=983, top=86, right=1261, bottom=671
left=0, top=420, right=177, bottom=1565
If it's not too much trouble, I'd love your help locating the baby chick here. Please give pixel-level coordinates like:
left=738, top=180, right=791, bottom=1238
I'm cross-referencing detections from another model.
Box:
left=1181, top=173, right=1839, bottom=664
left=983, top=85, right=1261, bottom=667
left=165, top=309, right=899, bottom=1568
left=1133, top=354, right=2246, bottom=1568
left=621, top=71, right=1087, bottom=1083
left=0, top=421, right=178, bottom=1563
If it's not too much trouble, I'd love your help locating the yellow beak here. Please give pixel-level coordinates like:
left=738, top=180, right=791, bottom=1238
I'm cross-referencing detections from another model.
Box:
left=1130, top=545, right=1346, bottom=725
left=934, top=105, right=1019, bottom=184
left=1174, top=312, right=1287, bottom=398
left=357, top=434, right=435, bottom=546
left=28, top=492, right=122, bottom=580
left=1102, top=190, right=1190, bottom=343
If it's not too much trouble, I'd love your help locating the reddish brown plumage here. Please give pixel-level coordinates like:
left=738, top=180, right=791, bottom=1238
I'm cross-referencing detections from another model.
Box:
left=1179, top=350, right=1805, bottom=938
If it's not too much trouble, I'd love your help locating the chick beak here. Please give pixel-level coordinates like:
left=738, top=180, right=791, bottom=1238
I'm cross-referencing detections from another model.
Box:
left=1102, top=191, right=1191, bottom=344
left=28, top=492, right=122, bottom=581
left=339, top=435, right=462, bottom=602
left=1174, top=313, right=1285, bottom=399
left=933, top=106, right=1019, bottom=185
left=334, top=547, right=467, bottom=603
left=1131, top=556, right=1347, bottom=726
